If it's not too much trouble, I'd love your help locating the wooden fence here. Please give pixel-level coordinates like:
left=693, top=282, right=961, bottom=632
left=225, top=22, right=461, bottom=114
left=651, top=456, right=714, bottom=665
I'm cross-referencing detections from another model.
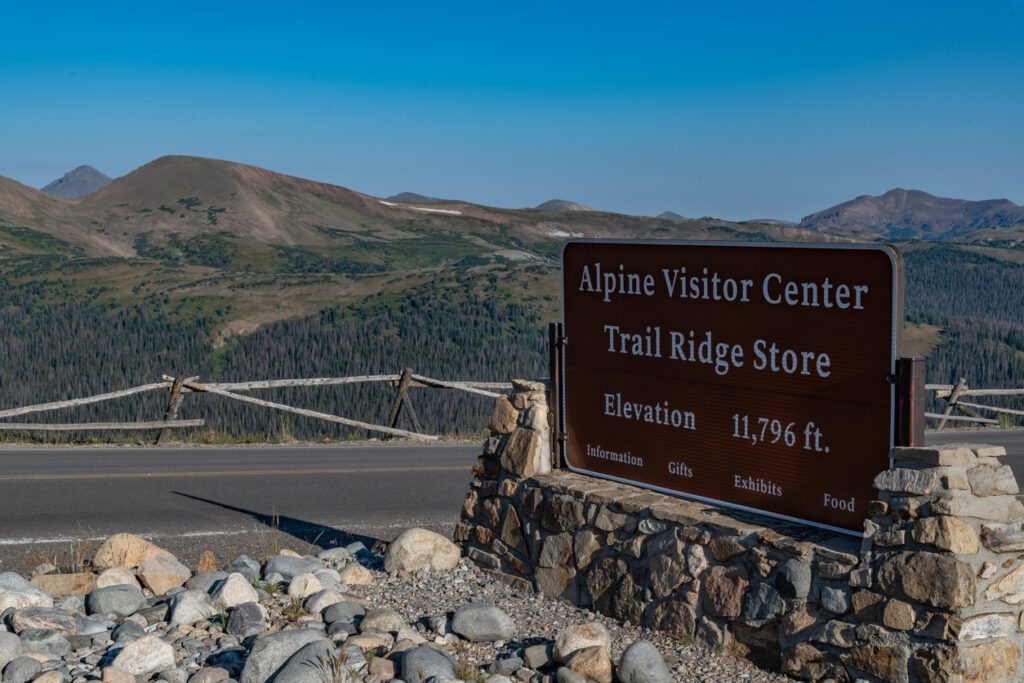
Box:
left=926, top=378, right=1024, bottom=430
left=0, top=369, right=514, bottom=443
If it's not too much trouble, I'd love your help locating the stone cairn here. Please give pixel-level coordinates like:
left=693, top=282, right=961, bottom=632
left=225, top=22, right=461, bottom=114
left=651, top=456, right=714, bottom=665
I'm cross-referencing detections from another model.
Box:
left=458, top=381, right=1024, bottom=682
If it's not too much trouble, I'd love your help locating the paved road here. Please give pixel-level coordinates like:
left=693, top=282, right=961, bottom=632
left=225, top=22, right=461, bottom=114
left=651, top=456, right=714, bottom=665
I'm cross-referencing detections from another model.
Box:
left=0, top=444, right=478, bottom=572
left=926, top=429, right=1024, bottom=481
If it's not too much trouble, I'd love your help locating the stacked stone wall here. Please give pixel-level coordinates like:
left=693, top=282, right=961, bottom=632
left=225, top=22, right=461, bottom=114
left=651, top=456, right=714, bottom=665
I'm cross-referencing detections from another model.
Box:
left=457, top=382, right=1024, bottom=682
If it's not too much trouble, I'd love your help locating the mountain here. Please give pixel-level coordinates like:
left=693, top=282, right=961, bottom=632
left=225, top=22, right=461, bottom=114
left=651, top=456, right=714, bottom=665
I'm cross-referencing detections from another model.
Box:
left=535, top=199, right=595, bottom=212
left=746, top=218, right=797, bottom=227
left=657, top=211, right=686, bottom=221
left=40, top=165, right=112, bottom=199
left=800, top=188, right=1024, bottom=240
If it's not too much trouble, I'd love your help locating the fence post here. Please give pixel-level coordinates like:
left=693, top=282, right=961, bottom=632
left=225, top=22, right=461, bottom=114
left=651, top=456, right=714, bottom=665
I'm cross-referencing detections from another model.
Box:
left=895, top=357, right=925, bottom=446
left=155, top=376, right=187, bottom=445
left=548, top=322, right=565, bottom=469
left=388, top=368, right=422, bottom=434
left=937, top=377, right=967, bottom=431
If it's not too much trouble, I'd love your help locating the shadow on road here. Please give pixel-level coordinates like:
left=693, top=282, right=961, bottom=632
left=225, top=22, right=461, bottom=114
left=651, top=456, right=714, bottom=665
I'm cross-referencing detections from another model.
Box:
left=172, top=491, right=382, bottom=552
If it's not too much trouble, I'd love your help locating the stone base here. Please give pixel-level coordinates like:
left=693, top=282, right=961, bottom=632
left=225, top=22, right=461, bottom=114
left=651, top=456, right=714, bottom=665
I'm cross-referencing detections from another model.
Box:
left=460, top=403, right=1024, bottom=683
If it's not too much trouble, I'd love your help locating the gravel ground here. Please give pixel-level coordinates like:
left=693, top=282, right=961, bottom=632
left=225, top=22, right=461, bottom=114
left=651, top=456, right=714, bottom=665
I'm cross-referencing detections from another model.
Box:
left=342, top=553, right=788, bottom=682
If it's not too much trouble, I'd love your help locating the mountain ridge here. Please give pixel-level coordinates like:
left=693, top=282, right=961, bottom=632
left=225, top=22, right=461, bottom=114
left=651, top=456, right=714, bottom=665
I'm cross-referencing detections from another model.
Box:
left=800, top=188, right=1024, bottom=240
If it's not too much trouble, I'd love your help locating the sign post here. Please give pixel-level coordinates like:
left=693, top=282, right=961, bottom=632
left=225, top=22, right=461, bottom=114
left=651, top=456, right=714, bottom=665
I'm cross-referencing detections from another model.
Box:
left=561, top=240, right=903, bottom=534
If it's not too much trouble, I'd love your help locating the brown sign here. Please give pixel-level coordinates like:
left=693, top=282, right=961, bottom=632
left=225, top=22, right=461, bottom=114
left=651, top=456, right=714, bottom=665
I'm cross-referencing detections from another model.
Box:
left=561, top=240, right=903, bottom=534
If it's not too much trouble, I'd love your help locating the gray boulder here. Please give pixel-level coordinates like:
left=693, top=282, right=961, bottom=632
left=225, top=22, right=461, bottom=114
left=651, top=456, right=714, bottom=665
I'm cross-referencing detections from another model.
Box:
left=774, top=559, right=811, bottom=599
left=186, top=572, right=228, bottom=594
left=358, top=608, right=403, bottom=634
left=322, top=601, right=365, bottom=625
left=2, top=656, right=40, bottom=683
left=451, top=603, right=514, bottom=642
left=269, top=641, right=335, bottom=683
left=169, top=590, right=217, bottom=627
left=617, top=640, right=671, bottom=683
left=231, top=556, right=261, bottom=585
left=226, top=603, right=267, bottom=639
left=0, top=573, right=33, bottom=591
left=238, top=629, right=327, bottom=683
left=18, top=628, right=70, bottom=658
left=0, top=633, right=22, bottom=672
left=263, top=557, right=322, bottom=582
left=86, top=585, right=146, bottom=618
left=52, top=596, right=85, bottom=616
left=399, top=647, right=456, bottom=683
left=112, top=620, right=146, bottom=643
left=9, top=608, right=77, bottom=635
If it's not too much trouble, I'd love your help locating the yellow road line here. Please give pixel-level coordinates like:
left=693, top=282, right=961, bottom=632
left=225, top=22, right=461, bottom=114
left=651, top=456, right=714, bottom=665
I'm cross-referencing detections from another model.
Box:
left=0, top=465, right=468, bottom=482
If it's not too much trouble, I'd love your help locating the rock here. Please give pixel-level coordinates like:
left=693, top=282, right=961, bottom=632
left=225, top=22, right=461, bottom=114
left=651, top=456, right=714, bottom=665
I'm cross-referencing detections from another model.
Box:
left=873, top=468, right=939, bottom=495
left=93, top=534, right=169, bottom=570
left=111, top=619, right=145, bottom=644
left=960, top=613, right=1017, bottom=641
left=981, top=523, right=1024, bottom=553
left=111, top=635, right=176, bottom=676
left=303, top=590, right=344, bottom=615
left=95, top=568, right=140, bottom=590
left=225, top=602, right=267, bottom=639
left=187, top=571, right=228, bottom=594
left=230, top=556, right=261, bottom=584
left=488, top=395, right=519, bottom=434
left=159, top=668, right=189, bottom=683
left=0, top=573, right=33, bottom=590
left=138, top=553, right=191, bottom=596
left=268, top=641, right=335, bottom=683
left=775, top=559, right=811, bottom=599
left=617, top=641, right=670, bottom=683
left=336, top=564, right=372, bottom=586
left=567, top=646, right=612, bottom=683
left=18, top=629, right=70, bottom=658
left=196, top=551, right=219, bottom=573
left=101, top=668, right=133, bottom=683
left=368, top=657, right=395, bottom=679
left=522, top=643, right=552, bottom=670
left=842, top=644, right=910, bottom=683
left=967, top=464, right=1019, bottom=497
left=398, top=647, right=456, bottom=683
left=286, top=573, right=321, bottom=600
left=322, top=601, right=365, bottom=624
left=554, top=622, right=610, bottom=663
left=451, top=603, right=514, bottom=642
left=29, top=573, right=95, bottom=598
left=383, top=528, right=461, bottom=574
left=0, top=633, right=22, bottom=671
left=556, top=668, right=587, bottom=683
left=169, top=590, right=217, bottom=627
left=189, top=668, right=230, bottom=683
left=345, top=632, right=393, bottom=651
left=882, top=600, right=915, bottom=631
left=210, top=574, right=258, bottom=610
left=820, top=586, right=850, bottom=614
left=703, top=567, right=748, bottom=618
left=2, top=657, right=40, bottom=683
left=741, top=583, right=785, bottom=622
left=238, top=629, right=327, bottom=683
left=85, top=585, right=145, bottom=618
left=0, top=590, right=52, bottom=613
left=263, top=556, right=322, bottom=582
left=316, top=548, right=351, bottom=563
left=9, top=609, right=76, bottom=635
left=959, top=640, right=1019, bottom=682
left=912, top=516, right=979, bottom=554
left=32, top=671, right=62, bottom=683
left=686, top=544, right=708, bottom=577
left=539, top=533, right=574, bottom=569
left=359, top=608, right=403, bottom=634
left=877, top=552, right=975, bottom=609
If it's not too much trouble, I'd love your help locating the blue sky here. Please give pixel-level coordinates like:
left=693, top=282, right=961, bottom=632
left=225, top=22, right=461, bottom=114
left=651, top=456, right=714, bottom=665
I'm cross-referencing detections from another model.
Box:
left=1, top=1, right=1022, bottom=221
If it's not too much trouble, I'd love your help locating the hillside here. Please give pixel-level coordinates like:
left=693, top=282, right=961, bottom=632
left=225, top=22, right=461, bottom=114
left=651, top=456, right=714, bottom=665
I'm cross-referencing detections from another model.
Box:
left=41, top=165, right=112, bottom=199
left=801, top=188, right=1024, bottom=240
left=1, top=155, right=1023, bottom=438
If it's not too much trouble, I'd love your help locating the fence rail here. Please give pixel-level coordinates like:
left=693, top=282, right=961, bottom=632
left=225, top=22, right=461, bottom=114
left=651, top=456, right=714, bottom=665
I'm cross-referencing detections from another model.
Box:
left=0, top=369, right=518, bottom=443
left=926, top=378, right=1024, bottom=430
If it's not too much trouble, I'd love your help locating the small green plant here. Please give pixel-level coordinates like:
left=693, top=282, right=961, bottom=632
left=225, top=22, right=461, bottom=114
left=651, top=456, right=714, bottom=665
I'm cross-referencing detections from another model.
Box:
left=679, top=634, right=695, bottom=647
left=258, top=580, right=283, bottom=596
left=282, top=597, right=306, bottom=622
